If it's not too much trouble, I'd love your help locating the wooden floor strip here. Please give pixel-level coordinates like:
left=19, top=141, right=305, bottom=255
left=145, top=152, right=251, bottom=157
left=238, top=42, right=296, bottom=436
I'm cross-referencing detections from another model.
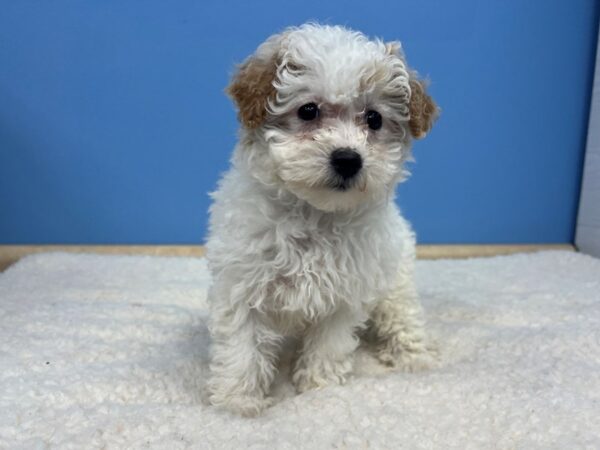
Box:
left=0, top=244, right=575, bottom=272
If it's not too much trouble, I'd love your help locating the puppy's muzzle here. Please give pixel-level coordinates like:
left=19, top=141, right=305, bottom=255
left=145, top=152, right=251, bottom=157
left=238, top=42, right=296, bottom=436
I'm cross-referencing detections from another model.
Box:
left=330, top=148, right=362, bottom=180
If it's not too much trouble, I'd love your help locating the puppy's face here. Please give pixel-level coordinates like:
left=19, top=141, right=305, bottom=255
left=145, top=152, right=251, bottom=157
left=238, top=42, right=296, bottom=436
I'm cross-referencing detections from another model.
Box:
left=228, top=25, right=438, bottom=212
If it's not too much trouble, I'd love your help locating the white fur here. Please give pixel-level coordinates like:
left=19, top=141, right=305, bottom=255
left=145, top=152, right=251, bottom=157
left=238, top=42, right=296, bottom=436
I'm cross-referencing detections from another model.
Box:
left=206, top=24, right=436, bottom=416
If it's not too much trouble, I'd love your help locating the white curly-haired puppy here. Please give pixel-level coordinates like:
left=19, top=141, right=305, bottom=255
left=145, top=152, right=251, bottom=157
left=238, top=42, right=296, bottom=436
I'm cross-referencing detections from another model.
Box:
left=206, top=23, right=439, bottom=416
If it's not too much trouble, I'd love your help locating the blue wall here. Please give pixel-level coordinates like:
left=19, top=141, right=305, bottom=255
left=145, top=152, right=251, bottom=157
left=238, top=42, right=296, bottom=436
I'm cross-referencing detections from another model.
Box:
left=1, top=1, right=598, bottom=244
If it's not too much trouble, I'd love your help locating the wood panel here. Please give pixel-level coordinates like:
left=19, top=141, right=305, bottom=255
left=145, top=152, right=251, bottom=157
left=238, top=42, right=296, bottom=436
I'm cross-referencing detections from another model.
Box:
left=0, top=244, right=575, bottom=272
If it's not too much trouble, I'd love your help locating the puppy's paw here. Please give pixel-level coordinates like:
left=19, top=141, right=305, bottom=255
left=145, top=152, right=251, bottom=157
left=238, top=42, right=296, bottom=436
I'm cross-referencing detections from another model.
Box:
left=292, top=357, right=353, bottom=393
left=209, top=392, right=273, bottom=417
left=376, top=338, right=440, bottom=372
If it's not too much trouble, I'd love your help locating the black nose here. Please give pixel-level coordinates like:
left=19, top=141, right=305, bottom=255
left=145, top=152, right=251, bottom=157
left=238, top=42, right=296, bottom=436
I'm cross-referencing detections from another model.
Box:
left=330, top=148, right=362, bottom=179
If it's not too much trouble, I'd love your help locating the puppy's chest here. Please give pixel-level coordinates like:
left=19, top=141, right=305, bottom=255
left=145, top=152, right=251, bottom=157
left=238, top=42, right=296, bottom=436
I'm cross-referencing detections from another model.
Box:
left=260, top=225, right=397, bottom=321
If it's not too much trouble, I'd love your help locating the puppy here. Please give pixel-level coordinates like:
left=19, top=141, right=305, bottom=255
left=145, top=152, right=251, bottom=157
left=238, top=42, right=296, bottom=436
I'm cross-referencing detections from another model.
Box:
left=206, top=24, right=439, bottom=416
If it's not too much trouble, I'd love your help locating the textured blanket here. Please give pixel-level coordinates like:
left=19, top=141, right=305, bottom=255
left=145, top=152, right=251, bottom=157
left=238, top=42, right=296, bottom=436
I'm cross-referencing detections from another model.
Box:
left=1, top=251, right=599, bottom=448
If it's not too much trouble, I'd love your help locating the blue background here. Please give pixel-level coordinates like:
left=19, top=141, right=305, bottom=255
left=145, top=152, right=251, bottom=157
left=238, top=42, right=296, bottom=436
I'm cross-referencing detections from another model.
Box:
left=1, top=1, right=598, bottom=244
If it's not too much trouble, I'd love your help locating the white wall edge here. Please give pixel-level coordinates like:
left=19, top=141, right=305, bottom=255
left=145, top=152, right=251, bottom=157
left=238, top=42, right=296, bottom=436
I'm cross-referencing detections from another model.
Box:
left=576, top=25, right=600, bottom=258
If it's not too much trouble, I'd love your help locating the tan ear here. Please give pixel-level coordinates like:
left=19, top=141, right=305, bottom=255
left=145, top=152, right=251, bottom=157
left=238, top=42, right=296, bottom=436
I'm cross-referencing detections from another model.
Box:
left=385, top=42, right=438, bottom=139
left=408, top=78, right=438, bottom=139
left=227, top=55, right=279, bottom=129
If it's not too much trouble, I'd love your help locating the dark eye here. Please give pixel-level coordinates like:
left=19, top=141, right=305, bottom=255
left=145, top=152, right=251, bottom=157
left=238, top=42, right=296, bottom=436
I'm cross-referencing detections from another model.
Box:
left=298, top=103, right=319, bottom=121
left=366, top=110, right=382, bottom=130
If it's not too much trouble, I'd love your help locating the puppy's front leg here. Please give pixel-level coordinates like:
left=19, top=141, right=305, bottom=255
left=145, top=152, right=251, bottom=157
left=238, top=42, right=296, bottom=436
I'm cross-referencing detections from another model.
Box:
left=369, top=268, right=438, bottom=371
left=292, top=307, right=362, bottom=393
left=207, top=304, right=281, bottom=417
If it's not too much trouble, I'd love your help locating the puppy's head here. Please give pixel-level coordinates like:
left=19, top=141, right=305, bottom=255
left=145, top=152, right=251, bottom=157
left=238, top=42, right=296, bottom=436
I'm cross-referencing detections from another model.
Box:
left=228, top=24, right=438, bottom=212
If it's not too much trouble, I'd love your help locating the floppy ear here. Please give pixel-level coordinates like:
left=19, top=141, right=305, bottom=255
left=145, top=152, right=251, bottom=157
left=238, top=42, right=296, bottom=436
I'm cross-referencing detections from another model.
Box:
left=408, top=77, right=439, bottom=139
left=227, top=54, right=279, bottom=129
left=385, top=42, right=439, bottom=139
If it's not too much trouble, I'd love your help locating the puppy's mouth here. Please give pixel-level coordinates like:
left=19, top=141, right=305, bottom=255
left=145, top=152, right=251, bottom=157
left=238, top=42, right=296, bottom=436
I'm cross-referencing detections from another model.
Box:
left=334, top=182, right=350, bottom=192
left=327, top=176, right=367, bottom=192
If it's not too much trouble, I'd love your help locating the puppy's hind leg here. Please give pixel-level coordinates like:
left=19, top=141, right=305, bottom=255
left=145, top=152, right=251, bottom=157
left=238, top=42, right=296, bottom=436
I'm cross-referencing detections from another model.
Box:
left=368, top=269, right=438, bottom=371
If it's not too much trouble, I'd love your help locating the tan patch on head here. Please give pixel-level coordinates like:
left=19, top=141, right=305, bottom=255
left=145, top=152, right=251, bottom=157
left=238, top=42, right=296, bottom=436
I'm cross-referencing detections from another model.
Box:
left=359, top=64, right=389, bottom=93
left=408, top=79, right=438, bottom=139
left=227, top=55, right=279, bottom=129
left=385, top=42, right=401, bottom=56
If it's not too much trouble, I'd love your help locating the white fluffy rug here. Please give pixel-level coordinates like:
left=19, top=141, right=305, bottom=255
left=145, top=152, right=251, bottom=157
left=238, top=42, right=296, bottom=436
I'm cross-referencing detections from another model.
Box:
left=1, top=251, right=600, bottom=449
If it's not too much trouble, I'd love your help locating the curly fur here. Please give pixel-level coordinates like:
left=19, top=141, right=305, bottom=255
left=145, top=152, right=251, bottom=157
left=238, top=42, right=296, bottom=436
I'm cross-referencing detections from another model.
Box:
left=227, top=54, right=279, bottom=129
left=206, top=23, right=439, bottom=416
left=408, top=79, right=438, bottom=138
